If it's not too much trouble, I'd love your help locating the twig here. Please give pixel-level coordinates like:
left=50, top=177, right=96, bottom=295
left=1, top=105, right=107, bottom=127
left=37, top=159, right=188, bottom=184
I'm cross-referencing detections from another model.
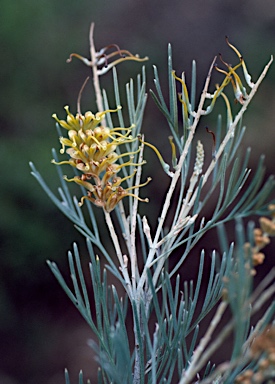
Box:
left=179, top=301, right=228, bottom=384
left=250, top=282, right=275, bottom=315
left=185, top=280, right=275, bottom=383
left=89, top=23, right=104, bottom=116
left=199, top=290, right=275, bottom=384
left=243, top=295, right=275, bottom=354
left=182, top=56, right=274, bottom=219
left=130, top=139, right=145, bottom=293
left=118, top=200, right=131, bottom=247
left=77, top=76, right=90, bottom=115
left=137, top=57, right=217, bottom=296
left=250, top=267, right=275, bottom=304
left=104, top=210, right=133, bottom=298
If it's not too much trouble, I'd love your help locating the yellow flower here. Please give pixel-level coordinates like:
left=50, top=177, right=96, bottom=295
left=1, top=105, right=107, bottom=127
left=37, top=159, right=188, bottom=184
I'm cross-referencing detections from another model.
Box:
left=52, top=106, right=137, bottom=175
left=52, top=106, right=150, bottom=212
left=52, top=105, right=122, bottom=131
left=64, top=168, right=151, bottom=213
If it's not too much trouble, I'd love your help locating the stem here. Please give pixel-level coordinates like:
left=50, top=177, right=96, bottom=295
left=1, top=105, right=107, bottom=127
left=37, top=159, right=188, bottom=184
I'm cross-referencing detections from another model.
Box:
left=139, top=57, right=217, bottom=292
left=104, top=210, right=133, bottom=298
left=200, top=291, right=275, bottom=384
left=187, top=282, right=275, bottom=382
left=89, top=23, right=104, bottom=116
left=118, top=200, right=131, bottom=249
left=147, top=56, right=273, bottom=292
left=179, top=301, right=227, bottom=384
left=250, top=267, right=275, bottom=304
left=130, top=139, right=145, bottom=294
left=180, top=55, right=273, bottom=220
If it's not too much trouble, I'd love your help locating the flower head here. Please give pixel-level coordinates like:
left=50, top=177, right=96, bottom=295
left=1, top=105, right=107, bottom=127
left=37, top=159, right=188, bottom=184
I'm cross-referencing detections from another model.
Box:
left=52, top=106, right=150, bottom=212
left=52, top=105, right=121, bottom=132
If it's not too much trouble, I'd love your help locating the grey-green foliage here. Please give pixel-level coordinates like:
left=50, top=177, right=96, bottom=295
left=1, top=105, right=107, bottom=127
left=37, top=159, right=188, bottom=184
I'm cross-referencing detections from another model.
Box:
left=47, top=225, right=274, bottom=384
left=47, top=241, right=228, bottom=383
left=31, top=40, right=275, bottom=383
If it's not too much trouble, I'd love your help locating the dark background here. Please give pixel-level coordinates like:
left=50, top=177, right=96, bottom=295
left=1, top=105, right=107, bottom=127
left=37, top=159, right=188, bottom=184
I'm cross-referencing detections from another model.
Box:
left=1, top=1, right=275, bottom=383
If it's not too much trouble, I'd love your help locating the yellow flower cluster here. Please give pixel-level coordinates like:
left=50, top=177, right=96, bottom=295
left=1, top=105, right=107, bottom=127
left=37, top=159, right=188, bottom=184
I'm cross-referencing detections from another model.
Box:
left=52, top=106, right=149, bottom=212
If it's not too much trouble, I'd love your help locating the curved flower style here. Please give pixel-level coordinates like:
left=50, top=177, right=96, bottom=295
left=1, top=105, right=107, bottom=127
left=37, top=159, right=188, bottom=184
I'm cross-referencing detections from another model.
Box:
left=52, top=106, right=150, bottom=212
left=174, top=39, right=256, bottom=125
left=67, top=44, right=148, bottom=76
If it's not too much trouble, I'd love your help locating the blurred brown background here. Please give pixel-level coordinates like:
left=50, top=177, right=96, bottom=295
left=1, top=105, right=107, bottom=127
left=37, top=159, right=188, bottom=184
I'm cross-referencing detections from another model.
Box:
left=1, top=1, right=275, bottom=383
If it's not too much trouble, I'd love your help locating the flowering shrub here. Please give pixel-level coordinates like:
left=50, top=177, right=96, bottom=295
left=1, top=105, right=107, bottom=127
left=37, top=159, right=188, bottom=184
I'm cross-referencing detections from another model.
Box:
left=31, top=23, right=275, bottom=384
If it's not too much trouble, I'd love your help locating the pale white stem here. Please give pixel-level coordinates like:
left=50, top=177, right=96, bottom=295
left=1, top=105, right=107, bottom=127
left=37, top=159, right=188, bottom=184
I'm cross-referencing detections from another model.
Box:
left=150, top=214, right=197, bottom=283
left=154, top=215, right=195, bottom=250
left=243, top=284, right=275, bottom=353
left=118, top=200, right=131, bottom=249
left=179, top=301, right=227, bottom=384
left=130, top=140, right=145, bottom=292
left=177, top=141, right=204, bottom=220
left=188, top=281, right=275, bottom=383
left=199, top=285, right=275, bottom=384
left=142, top=215, right=153, bottom=248
left=104, top=210, right=133, bottom=298
left=250, top=267, right=275, bottom=304
left=250, top=282, right=275, bottom=315
left=181, top=56, right=273, bottom=220
left=178, top=172, right=199, bottom=220
left=136, top=57, right=217, bottom=296
left=89, top=23, right=105, bottom=120
left=206, top=57, right=272, bottom=182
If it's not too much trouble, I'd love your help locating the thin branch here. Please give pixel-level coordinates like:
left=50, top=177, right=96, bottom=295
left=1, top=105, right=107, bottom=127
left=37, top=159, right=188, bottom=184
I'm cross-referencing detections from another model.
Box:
left=89, top=23, right=104, bottom=115
left=118, top=200, right=131, bottom=247
left=181, top=56, right=274, bottom=219
left=179, top=301, right=228, bottom=384
left=250, top=267, right=275, bottom=304
left=104, top=210, right=133, bottom=298
left=77, top=76, right=90, bottom=115
left=130, top=139, right=145, bottom=293
left=137, top=57, right=217, bottom=296
left=186, top=281, right=275, bottom=382
left=199, top=291, right=275, bottom=384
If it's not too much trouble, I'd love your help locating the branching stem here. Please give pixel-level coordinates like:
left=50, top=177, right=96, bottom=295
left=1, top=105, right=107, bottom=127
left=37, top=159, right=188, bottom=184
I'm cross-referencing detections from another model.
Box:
left=187, top=281, right=275, bottom=383
left=104, top=210, right=133, bottom=298
left=130, top=139, right=145, bottom=293
left=89, top=23, right=104, bottom=116
left=179, top=301, right=228, bottom=384
left=180, top=56, right=273, bottom=220
left=140, top=57, right=217, bottom=291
